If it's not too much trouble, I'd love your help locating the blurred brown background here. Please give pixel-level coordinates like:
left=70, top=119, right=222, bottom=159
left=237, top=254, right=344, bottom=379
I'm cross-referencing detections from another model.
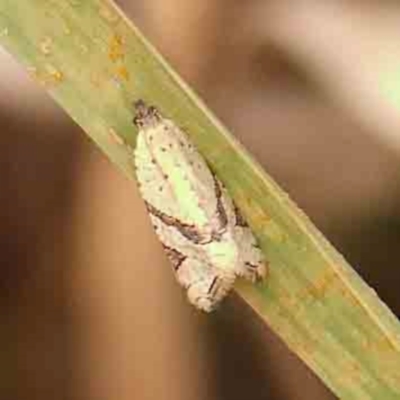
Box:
left=3, top=1, right=400, bottom=399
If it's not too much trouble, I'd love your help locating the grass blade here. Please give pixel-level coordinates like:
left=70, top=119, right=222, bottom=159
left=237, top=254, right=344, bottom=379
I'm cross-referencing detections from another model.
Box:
left=1, top=1, right=399, bottom=398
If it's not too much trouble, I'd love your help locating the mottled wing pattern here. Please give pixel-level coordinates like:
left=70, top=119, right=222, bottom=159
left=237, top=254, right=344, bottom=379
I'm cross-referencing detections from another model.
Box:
left=146, top=212, right=235, bottom=312
left=133, top=100, right=266, bottom=311
left=135, top=119, right=219, bottom=230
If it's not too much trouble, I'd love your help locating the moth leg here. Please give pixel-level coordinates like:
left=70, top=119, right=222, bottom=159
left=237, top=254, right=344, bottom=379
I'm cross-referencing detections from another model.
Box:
left=233, top=220, right=267, bottom=283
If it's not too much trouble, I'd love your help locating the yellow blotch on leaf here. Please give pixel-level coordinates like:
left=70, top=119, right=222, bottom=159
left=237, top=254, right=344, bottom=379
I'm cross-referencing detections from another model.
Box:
left=108, top=34, right=124, bottom=62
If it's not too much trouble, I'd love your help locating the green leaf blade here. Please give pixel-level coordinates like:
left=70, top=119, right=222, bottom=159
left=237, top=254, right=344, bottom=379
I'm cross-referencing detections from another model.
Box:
left=1, top=1, right=400, bottom=398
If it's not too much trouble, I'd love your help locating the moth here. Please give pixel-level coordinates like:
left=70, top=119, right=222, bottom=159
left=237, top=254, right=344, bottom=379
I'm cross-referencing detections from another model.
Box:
left=133, top=100, right=266, bottom=312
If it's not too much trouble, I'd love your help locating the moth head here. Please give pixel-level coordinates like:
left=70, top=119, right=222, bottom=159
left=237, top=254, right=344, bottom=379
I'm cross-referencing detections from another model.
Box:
left=133, top=100, right=161, bottom=129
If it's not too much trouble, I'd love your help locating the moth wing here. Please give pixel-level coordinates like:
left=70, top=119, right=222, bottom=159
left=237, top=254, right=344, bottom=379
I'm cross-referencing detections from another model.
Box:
left=217, top=185, right=267, bottom=281
left=134, top=130, right=183, bottom=219
left=149, top=216, right=234, bottom=312
left=150, top=120, right=220, bottom=228
left=185, top=265, right=235, bottom=312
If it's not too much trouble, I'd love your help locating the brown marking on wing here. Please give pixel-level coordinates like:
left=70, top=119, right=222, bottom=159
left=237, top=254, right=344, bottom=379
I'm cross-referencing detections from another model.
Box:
left=208, top=276, right=219, bottom=296
left=143, top=169, right=229, bottom=244
left=145, top=201, right=209, bottom=244
left=162, top=245, right=186, bottom=270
